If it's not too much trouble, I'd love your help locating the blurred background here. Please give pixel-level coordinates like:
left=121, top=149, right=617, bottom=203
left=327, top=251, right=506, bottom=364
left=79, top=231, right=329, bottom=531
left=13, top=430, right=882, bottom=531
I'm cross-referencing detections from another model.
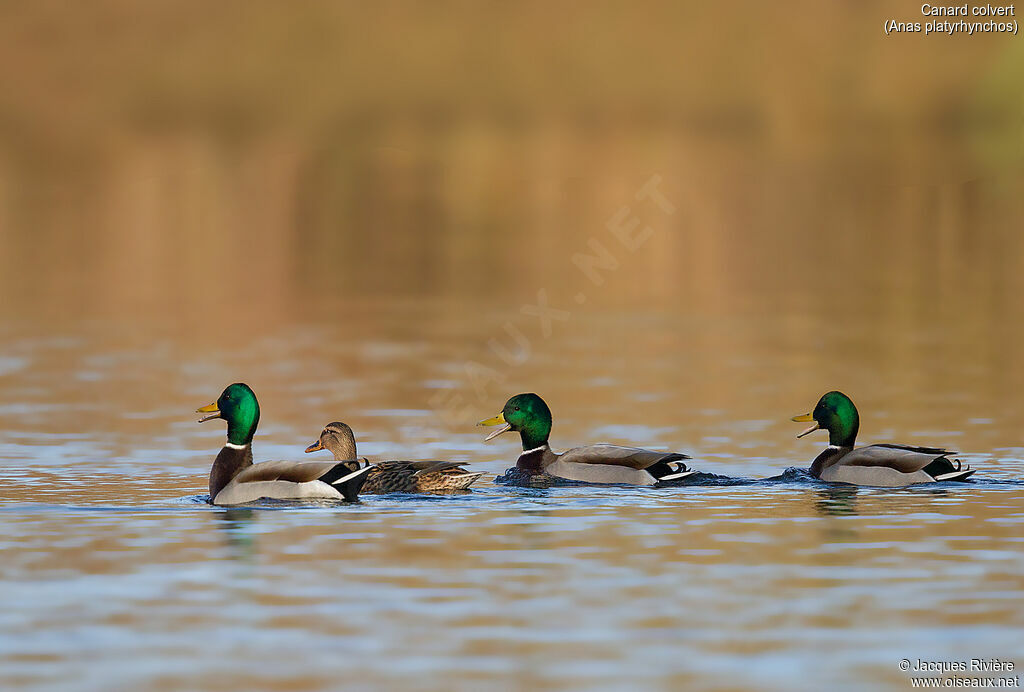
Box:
left=2, top=3, right=1024, bottom=691
left=2, top=0, right=1022, bottom=319
left=2, top=1, right=1024, bottom=430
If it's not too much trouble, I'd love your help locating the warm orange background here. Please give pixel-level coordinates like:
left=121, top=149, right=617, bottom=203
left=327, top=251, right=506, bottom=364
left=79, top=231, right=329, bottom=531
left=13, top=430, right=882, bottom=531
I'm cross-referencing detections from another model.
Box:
left=1, top=1, right=1021, bottom=325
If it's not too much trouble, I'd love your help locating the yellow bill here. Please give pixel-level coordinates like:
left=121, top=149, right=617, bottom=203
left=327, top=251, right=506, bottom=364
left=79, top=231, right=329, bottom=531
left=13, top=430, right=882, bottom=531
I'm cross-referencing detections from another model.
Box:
left=791, top=412, right=820, bottom=438
left=304, top=439, right=324, bottom=453
left=477, top=412, right=512, bottom=441
left=196, top=402, right=220, bottom=423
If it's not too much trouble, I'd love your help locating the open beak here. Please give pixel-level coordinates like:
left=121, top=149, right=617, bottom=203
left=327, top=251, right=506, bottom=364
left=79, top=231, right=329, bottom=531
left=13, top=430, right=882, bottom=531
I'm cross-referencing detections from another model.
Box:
left=477, top=412, right=512, bottom=441
left=196, top=402, right=220, bottom=423
left=791, top=413, right=820, bottom=438
left=305, top=439, right=324, bottom=453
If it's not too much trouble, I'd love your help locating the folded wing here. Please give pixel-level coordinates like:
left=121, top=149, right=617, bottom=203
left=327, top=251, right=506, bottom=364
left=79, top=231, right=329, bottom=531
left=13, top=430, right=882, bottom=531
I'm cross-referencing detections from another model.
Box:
left=231, top=460, right=342, bottom=485
left=559, top=444, right=690, bottom=469
left=841, top=444, right=955, bottom=474
left=371, top=460, right=474, bottom=475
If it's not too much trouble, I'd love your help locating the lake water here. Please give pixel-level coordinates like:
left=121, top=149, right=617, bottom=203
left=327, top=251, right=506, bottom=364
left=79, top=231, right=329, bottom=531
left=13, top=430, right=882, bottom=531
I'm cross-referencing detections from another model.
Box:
left=1, top=293, right=1023, bottom=691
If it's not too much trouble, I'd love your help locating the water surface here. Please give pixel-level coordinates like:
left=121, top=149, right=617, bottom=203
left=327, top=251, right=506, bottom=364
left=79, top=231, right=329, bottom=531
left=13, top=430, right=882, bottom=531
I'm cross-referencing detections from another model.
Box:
left=1, top=305, right=1022, bottom=691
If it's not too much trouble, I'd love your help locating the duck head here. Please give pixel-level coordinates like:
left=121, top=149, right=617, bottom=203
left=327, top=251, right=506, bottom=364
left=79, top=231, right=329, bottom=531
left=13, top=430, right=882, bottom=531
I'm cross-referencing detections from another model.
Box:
left=305, top=421, right=357, bottom=460
left=478, top=393, right=552, bottom=450
left=792, top=390, right=860, bottom=447
left=197, top=382, right=261, bottom=446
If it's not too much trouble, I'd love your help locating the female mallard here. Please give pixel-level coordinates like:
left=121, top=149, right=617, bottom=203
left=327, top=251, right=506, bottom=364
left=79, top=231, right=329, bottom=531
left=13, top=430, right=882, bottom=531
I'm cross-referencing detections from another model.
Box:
left=197, top=383, right=372, bottom=505
left=792, top=390, right=976, bottom=487
left=478, top=393, right=696, bottom=486
left=304, top=422, right=484, bottom=493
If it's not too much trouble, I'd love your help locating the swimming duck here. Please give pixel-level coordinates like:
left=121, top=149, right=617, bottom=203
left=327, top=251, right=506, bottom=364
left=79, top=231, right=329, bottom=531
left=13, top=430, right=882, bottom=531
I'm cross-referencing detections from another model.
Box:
left=304, top=422, right=485, bottom=493
left=197, top=383, right=372, bottom=505
left=478, top=393, right=696, bottom=486
left=792, top=390, right=975, bottom=487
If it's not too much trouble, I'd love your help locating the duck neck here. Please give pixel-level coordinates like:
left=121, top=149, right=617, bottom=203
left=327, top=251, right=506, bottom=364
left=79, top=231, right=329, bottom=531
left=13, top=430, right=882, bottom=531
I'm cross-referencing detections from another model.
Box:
left=828, top=416, right=858, bottom=447
left=326, top=435, right=357, bottom=461
left=824, top=395, right=859, bottom=447
left=226, top=407, right=259, bottom=447
left=210, top=443, right=253, bottom=499
left=518, top=419, right=551, bottom=451
left=521, top=431, right=548, bottom=451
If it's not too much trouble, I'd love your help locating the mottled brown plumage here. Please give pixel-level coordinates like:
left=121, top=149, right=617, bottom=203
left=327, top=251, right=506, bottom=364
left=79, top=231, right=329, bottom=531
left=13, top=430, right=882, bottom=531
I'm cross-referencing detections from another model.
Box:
left=305, top=422, right=484, bottom=494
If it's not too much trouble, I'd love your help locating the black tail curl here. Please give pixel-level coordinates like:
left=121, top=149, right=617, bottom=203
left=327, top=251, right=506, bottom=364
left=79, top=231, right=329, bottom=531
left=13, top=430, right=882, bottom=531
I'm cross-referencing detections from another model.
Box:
left=923, top=456, right=976, bottom=482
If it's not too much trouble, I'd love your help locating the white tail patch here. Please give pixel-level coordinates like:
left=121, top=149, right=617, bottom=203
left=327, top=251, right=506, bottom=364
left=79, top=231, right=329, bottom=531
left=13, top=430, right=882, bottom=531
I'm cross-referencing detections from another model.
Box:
left=934, top=467, right=973, bottom=481
left=332, top=464, right=373, bottom=486
left=660, top=470, right=697, bottom=481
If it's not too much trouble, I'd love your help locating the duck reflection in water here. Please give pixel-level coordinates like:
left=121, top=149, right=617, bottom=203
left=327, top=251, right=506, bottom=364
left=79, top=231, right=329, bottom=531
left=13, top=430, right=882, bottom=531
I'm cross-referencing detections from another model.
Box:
left=814, top=484, right=954, bottom=518
left=815, top=485, right=860, bottom=517
left=216, top=508, right=258, bottom=563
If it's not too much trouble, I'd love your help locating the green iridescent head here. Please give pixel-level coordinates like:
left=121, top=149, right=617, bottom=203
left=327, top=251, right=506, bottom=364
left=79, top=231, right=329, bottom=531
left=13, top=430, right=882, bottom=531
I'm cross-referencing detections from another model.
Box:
left=478, top=392, right=553, bottom=450
left=792, top=390, right=859, bottom=447
left=197, top=382, right=261, bottom=446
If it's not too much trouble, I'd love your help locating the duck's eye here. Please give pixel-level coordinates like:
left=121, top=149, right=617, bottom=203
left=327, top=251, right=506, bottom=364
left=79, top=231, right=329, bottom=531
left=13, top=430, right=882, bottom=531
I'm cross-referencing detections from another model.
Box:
left=514, top=406, right=520, bottom=411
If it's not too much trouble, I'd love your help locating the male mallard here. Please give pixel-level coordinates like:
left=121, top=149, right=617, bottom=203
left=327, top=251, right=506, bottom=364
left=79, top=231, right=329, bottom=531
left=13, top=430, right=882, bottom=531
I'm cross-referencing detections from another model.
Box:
left=792, top=390, right=976, bottom=487
left=304, top=422, right=484, bottom=493
left=478, top=393, right=696, bottom=486
left=197, top=383, right=372, bottom=505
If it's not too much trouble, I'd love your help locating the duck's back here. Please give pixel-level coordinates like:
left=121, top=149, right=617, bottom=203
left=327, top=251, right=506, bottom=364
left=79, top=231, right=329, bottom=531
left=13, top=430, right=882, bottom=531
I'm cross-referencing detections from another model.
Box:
left=821, top=458, right=933, bottom=487
left=549, top=444, right=688, bottom=486
left=214, top=461, right=362, bottom=504
left=819, top=444, right=957, bottom=486
left=365, top=460, right=483, bottom=493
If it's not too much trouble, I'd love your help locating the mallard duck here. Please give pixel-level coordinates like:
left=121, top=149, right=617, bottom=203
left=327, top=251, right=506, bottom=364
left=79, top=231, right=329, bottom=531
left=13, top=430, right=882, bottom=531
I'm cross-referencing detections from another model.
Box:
left=304, top=422, right=484, bottom=493
left=477, top=393, right=696, bottom=486
left=792, top=390, right=976, bottom=487
left=197, top=383, right=372, bottom=505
